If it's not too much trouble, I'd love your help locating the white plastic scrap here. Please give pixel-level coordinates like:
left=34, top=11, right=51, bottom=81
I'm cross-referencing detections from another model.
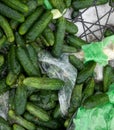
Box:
left=38, top=50, right=77, bottom=115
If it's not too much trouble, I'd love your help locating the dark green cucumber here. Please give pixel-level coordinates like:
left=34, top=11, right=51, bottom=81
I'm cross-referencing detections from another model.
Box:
left=8, top=89, right=15, bottom=110
left=23, top=77, right=64, bottom=90
left=15, top=32, right=25, bottom=47
left=1, top=0, right=28, bottom=13
left=0, top=35, right=6, bottom=48
left=82, top=78, right=95, bottom=101
left=0, top=15, right=14, bottom=42
left=50, top=0, right=66, bottom=12
left=0, top=116, right=11, bottom=130
left=52, top=17, right=66, bottom=57
left=16, top=46, right=40, bottom=76
left=83, top=93, right=109, bottom=109
left=69, top=84, right=83, bottom=113
left=69, top=55, right=84, bottom=71
left=26, top=44, right=41, bottom=76
left=8, top=45, right=21, bottom=75
left=26, top=102, right=50, bottom=121
left=13, top=124, right=25, bottom=130
left=10, top=20, right=19, bottom=30
left=65, top=0, right=72, bottom=7
left=67, top=35, right=87, bottom=49
left=26, top=11, right=53, bottom=42
left=77, top=61, right=96, bottom=84
left=0, top=2, right=25, bottom=22
left=30, top=42, right=42, bottom=53
left=15, top=76, right=27, bottom=115
left=53, top=105, right=61, bottom=119
left=72, top=0, right=108, bottom=10
left=24, top=112, right=60, bottom=129
left=103, top=65, right=114, bottom=92
left=19, top=7, right=44, bottom=35
left=62, top=45, right=77, bottom=53
left=0, top=55, right=4, bottom=67
left=66, top=20, right=78, bottom=34
left=8, top=110, right=36, bottom=130
left=43, top=26, right=55, bottom=46
left=0, top=79, right=9, bottom=95
left=39, top=35, right=50, bottom=46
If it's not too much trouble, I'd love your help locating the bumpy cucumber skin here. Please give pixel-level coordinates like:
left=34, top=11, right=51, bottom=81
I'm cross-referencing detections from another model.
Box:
left=52, top=17, right=66, bottom=57
left=26, top=11, right=53, bottom=42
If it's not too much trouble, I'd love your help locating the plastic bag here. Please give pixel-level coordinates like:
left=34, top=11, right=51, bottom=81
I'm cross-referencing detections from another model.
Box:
left=38, top=50, right=77, bottom=115
left=73, top=83, right=114, bottom=130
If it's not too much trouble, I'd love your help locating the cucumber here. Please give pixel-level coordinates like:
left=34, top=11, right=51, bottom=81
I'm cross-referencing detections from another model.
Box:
left=66, top=20, right=78, bottom=34
left=16, top=46, right=40, bottom=76
left=69, top=55, right=84, bottom=71
left=8, top=89, right=15, bottom=110
left=77, top=61, right=96, bottom=84
left=26, top=102, right=50, bottom=121
left=13, top=124, right=25, bottom=130
left=82, top=78, right=95, bottom=101
left=50, top=0, right=66, bottom=13
left=0, top=15, right=14, bottom=42
left=43, top=26, right=55, bottom=46
left=53, top=105, right=61, bottom=119
left=0, top=28, right=3, bottom=38
left=36, top=0, right=44, bottom=6
left=67, top=35, right=87, bottom=49
left=0, top=35, right=6, bottom=48
left=0, top=116, right=11, bottom=130
left=0, top=79, right=9, bottom=95
left=8, top=45, right=21, bottom=75
left=15, top=32, right=25, bottom=47
left=26, top=11, right=53, bottom=42
left=23, top=77, right=64, bottom=90
left=30, top=42, right=42, bottom=53
left=1, top=0, right=28, bottom=13
left=19, top=7, right=44, bottom=35
left=24, top=112, right=60, bottom=129
left=26, top=44, right=41, bottom=76
left=52, top=17, right=66, bottom=57
left=0, top=55, right=4, bottom=67
left=40, top=35, right=50, bottom=46
left=0, top=2, right=25, bottom=22
left=10, top=20, right=19, bottom=30
left=72, top=0, right=108, bottom=10
left=62, top=44, right=77, bottom=53
left=83, top=93, right=109, bottom=109
left=65, top=0, right=72, bottom=7
left=8, top=110, right=36, bottom=130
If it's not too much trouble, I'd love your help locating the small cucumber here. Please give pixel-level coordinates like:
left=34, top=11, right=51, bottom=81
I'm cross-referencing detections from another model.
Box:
left=39, top=35, right=50, bottom=46
left=53, top=105, right=61, bottom=119
left=10, top=20, right=19, bottom=30
left=69, top=55, right=84, bottom=71
left=36, top=0, right=44, bottom=6
left=66, top=20, right=78, bottom=34
left=26, top=102, right=50, bottom=121
left=43, top=26, right=55, bottom=46
left=8, top=89, right=15, bottom=110
left=0, top=55, right=4, bottom=67
left=23, top=77, right=64, bottom=90
left=26, top=11, right=53, bottom=42
left=19, top=7, right=44, bottom=35
left=0, top=35, right=6, bottom=48
left=15, top=32, right=25, bottom=47
left=0, top=28, right=3, bottom=38
left=52, top=17, right=66, bottom=57
left=8, top=110, right=36, bottom=130
left=67, top=34, right=87, bottom=49
left=0, top=79, right=9, bottom=95
left=0, top=116, right=11, bottom=130
left=64, top=0, right=72, bottom=7
left=0, top=15, right=14, bottom=42
left=0, top=2, right=25, bottom=22
left=83, top=93, right=109, bottom=109
left=62, top=45, right=77, bottom=53
left=13, top=124, right=25, bottom=130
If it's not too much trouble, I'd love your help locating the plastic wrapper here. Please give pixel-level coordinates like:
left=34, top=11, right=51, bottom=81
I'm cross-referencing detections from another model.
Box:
left=72, top=83, right=114, bottom=130
left=38, top=50, right=77, bottom=115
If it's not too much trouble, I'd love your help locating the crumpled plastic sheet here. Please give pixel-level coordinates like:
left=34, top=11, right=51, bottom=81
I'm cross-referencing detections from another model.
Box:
left=38, top=50, right=77, bottom=115
left=73, top=83, right=114, bottom=130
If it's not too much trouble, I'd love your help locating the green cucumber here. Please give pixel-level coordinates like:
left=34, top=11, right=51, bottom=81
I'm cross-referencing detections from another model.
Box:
left=0, top=35, right=6, bottom=48
left=67, top=35, right=87, bottom=49
left=66, top=20, right=78, bottom=34
left=30, top=42, right=42, bottom=53
left=69, top=55, right=84, bottom=71
left=0, top=15, right=14, bottom=42
left=53, top=105, right=61, bottom=119
left=0, top=2, right=25, bottom=22
left=10, top=20, right=19, bottom=30
left=13, top=124, right=25, bottom=130
left=19, top=7, right=44, bottom=35
left=43, top=26, right=55, bottom=46
left=52, top=17, right=66, bottom=57
left=0, top=55, right=4, bottom=67
left=0, top=79, right=9, bottom=95
left=15, top=32, right=25, bottom=47
left=23, top=77, right=64, bottom=90
left=62, top=44, right=77, bottom=53
left=26, top=102, right=50, bottom=121
left=8, top=45, right=21, bottom=75
left=0, top=116, right=11, bottom=130
left=17, top=46, right=40, bottom=76
left=36, top=0, right=44, bottom=6
left=83, top=93, right=109, bottom=109
left=8, top=110, right=36, bottom=130
left=26, top=11, right=53, bottom=42
left=65, top=0, right=72, bottom=7
left=1, top=0, right=28, bottom=13
left=8, top=89, right=15, bottom=110
left=39, top=35, right=50, bottom=46
left=77, top=61, right=96, bottom=84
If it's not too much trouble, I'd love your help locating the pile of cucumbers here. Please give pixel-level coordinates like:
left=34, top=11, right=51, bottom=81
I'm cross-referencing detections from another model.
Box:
left=0, top=0, right=113, bottom=130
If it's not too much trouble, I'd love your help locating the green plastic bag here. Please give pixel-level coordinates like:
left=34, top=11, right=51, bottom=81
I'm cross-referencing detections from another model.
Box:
left=82, top=35, right=114, bottom=66
left=73, top=83, right=114, bottom=130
